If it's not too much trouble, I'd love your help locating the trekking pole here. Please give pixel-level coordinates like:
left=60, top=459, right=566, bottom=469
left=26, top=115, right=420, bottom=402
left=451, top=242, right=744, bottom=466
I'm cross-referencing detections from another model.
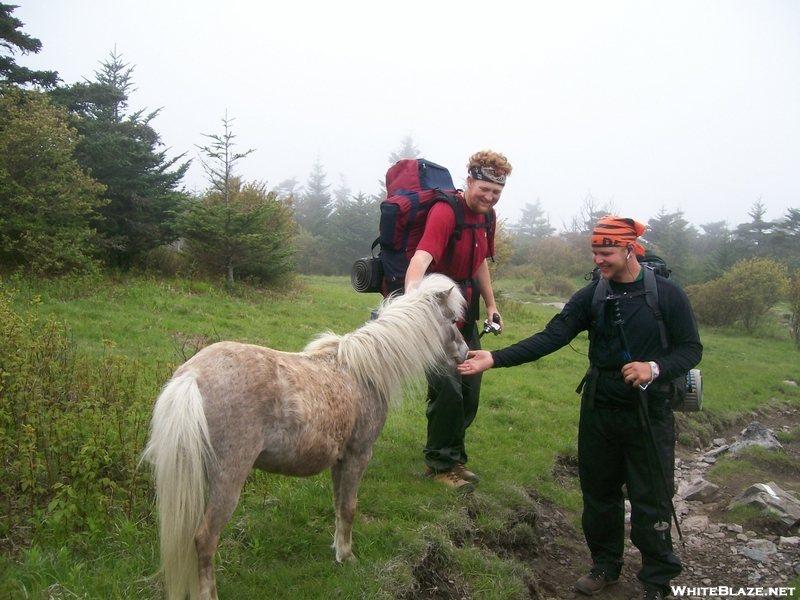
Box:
left=610, top=297, right=683, bottom=543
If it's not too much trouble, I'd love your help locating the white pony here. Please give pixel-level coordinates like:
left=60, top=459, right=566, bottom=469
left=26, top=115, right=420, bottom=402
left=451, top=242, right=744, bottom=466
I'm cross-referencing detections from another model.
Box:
left=142, top=274, right=469, bottom=600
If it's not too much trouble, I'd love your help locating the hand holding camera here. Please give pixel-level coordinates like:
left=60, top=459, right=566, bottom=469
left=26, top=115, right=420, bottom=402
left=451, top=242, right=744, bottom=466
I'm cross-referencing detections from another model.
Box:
left=480, top=313, right=502, bottom=337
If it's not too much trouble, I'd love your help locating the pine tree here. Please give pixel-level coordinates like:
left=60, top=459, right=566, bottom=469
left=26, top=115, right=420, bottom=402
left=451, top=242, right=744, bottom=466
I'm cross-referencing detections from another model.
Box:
left=179, top=115, right=295, bottom=290
left=294, top=158, right=332, bottom=236
left=388, top=135, right=421, bottom=163
left=49, top=49, right=189, bottom=268
left=0, top=3, right=58, bottom=87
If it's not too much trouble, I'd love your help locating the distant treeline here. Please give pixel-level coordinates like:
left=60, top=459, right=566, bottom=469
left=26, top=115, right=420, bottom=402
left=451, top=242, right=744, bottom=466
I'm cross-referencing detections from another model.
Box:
left=1, top=7, right=798, bottom=292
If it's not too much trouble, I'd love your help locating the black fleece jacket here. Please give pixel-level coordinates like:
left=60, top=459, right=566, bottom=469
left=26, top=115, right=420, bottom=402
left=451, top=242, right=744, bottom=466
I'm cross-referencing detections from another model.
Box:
left=491, top=274, right=703, bottom=407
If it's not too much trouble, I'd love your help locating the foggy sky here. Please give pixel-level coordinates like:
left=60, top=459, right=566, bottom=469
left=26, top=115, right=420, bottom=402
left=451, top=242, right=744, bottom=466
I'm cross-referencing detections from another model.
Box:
left=16, top=0, right=800, bottom=232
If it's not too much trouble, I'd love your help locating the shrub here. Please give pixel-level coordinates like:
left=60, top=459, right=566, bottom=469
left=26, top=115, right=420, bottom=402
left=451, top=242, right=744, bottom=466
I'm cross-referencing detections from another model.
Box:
left=132, top=245, right=191, bottom=277
left=687, top=257, right=789, bottom=334
left=0, top=88, right=106, bottom=275
left=0, top=280, right=164, bottom=547
left=686, top=278, right=739, bottom=327
left=543, top=276, right=576, bottom=298
left=790, top=278, right=800, bottom=349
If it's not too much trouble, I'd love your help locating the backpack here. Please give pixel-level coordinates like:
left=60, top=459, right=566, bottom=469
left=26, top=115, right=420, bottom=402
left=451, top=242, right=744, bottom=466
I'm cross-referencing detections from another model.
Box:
left=352, top=159, right=494, bottom=296
left=590, top=256, right=702, bottom=411
left=592, top=261, right=669, bottom=350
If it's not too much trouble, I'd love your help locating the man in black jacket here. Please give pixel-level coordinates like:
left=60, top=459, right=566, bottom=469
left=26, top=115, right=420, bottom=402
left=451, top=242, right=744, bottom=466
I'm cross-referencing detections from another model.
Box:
left=458, top=216, right=702, bottom=600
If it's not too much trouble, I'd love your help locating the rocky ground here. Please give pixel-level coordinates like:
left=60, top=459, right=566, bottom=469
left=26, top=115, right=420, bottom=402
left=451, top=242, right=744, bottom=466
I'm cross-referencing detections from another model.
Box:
left=529, top=405, right=800, bottom=600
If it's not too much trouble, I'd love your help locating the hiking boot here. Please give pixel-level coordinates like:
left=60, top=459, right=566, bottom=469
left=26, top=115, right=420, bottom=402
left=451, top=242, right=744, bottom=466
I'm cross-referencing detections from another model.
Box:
left=453, top=463, right=480, bottom=484
left=643, top=584, right=670, bottom=600
left=423, top=467, right=475, bottom=492
left=574, top=569, right=618, bottom=596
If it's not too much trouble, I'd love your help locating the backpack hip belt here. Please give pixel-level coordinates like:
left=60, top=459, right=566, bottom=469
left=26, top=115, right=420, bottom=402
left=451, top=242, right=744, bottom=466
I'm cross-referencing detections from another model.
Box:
left=576, top=365, right=673, bottom=409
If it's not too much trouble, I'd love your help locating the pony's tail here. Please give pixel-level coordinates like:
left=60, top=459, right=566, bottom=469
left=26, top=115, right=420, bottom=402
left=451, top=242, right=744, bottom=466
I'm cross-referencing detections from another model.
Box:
left=142, top=372, right=214, bottom=600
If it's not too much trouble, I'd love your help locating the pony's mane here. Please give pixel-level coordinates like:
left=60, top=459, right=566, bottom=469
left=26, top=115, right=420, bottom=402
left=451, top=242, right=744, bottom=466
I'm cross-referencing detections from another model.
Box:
left=303, top=274, right=466, bottom=402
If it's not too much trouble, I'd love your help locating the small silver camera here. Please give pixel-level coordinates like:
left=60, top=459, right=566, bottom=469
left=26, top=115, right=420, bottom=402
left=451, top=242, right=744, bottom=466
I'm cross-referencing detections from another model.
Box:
left=481, top=313, right=501, bottom=337
left=483, top=320, right=501, bottom=336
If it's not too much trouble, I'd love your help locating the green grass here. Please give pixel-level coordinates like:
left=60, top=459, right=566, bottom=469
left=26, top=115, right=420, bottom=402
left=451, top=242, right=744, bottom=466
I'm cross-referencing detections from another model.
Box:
left=707, top=445, right=800, bottom=490
left=2, top=274, right=799, bottom=599
left=9, top=275, right=377, bottom=363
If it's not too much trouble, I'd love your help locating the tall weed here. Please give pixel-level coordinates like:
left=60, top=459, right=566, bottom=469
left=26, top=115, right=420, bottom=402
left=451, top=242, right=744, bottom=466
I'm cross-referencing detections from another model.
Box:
left=0, top=281, right=165, bottom=549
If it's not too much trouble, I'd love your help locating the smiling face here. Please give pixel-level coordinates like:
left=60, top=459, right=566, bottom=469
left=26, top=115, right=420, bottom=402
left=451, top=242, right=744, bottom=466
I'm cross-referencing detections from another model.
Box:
left=463, top=176, right=504, bottom=214
left=592, top=245, right=640, bottom=282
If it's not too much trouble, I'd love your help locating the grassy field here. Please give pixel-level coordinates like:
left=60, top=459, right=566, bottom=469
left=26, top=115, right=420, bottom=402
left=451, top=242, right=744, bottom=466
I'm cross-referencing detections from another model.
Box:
left=2, top=274, right=799, bottom=599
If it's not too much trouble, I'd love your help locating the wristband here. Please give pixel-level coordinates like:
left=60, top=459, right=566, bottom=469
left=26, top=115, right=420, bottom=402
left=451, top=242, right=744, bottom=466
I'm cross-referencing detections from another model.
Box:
left=648, top=361, right=660, bottom=382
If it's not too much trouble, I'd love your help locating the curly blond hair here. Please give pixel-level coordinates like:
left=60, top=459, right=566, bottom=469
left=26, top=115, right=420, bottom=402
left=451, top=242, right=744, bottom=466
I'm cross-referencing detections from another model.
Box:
left=467, top=150, right=513, bottom=177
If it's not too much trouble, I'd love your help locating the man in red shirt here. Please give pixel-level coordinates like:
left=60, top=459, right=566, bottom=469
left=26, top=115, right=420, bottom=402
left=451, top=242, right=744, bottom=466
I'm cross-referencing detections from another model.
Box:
left=405, top=150, right=512, bottom=491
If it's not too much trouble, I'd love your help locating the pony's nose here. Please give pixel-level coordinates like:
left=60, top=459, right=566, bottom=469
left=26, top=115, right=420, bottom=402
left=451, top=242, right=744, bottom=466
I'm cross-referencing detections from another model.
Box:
left=454, top=343, right=470, bottom=364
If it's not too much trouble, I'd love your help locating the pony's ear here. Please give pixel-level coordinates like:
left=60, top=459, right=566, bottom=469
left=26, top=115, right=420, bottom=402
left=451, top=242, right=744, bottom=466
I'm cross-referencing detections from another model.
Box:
left=434, top=286, right=458, bottom=315
left=433, top=289, right=451, bottom=305
left=432, top=288, right=457, bottom=313
left=433, top=285, right=461, bottom=316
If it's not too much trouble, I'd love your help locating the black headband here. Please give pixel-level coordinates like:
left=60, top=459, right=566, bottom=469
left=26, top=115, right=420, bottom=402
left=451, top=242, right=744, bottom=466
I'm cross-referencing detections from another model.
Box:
left=469, top=166, right=506, bottom=186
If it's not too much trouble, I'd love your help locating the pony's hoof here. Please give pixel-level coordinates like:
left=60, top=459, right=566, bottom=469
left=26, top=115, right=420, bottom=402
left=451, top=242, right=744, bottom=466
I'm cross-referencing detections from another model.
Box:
left=335, top=552, right=358, bottom=564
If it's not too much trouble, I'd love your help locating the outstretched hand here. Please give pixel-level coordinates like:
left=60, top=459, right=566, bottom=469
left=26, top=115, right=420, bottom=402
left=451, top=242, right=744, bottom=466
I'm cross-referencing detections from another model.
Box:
left=457, top=350, right=494, bottom=375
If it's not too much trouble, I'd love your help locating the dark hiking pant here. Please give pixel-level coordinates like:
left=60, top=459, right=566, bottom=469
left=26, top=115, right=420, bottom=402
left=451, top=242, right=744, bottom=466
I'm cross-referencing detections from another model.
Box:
left=578, top=396, right=682, bottom=589
left=423, top=321, right=481, bottom=472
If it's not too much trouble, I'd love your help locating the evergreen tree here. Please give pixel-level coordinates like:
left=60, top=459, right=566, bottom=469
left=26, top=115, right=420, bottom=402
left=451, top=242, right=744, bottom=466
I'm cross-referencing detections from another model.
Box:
left=333, top=173, right=352, bottom=208
left=771, top=207, right=800, bottom=275
left=388, top=135, right=421, bottom=163
left=509, top=199, right=555, bottom=267
left=696, top=220, right=738, bottom=281
left=178, top=178, right=296, bottom=289
left=294, top=158, right=332, bottom=236
left=645, top=208, right=697, bottom=282
left=195, top=111, right=254, bottom=206
left=179, top=115, right=295, bottom=290
left=272, top=177, right=301, bottom=199
left=49, top=49, right=190, bottom=268
left=326, top=192, right=380, bottom=274
left=514, top=199, right=556, bottom=239
left=0, top=3, right=58, bottom=87
left=733, top=199, right=774, bottom=257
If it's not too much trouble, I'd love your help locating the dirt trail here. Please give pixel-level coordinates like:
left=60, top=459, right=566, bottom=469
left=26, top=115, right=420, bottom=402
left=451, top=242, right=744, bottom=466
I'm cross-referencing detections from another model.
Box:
left=403, top=404, right=800, bottom=600
left=530, top=407, right=800, bottom=599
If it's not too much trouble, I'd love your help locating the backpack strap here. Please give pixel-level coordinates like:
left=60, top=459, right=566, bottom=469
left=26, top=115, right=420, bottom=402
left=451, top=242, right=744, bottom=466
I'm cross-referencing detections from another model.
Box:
left=433, top=192, right=494, bottom=269
left=430, top=192, right=461, bottom=269
left=591, top=277, right=611, bottom=323
left=642, top=266, right=669, bottom=350
left=591, top=266, right=669, bottom=350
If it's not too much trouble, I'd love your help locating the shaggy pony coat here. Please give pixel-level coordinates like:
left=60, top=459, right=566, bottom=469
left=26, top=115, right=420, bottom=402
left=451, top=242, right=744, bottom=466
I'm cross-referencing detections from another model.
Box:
left=142, top=274, right=468, bottom=600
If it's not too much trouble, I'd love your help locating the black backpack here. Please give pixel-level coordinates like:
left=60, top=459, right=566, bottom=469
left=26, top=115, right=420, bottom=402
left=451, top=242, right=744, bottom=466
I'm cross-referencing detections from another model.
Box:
left=590, top=254, right=701, bottom=411
left=592, top=261, right=669, bottom=350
